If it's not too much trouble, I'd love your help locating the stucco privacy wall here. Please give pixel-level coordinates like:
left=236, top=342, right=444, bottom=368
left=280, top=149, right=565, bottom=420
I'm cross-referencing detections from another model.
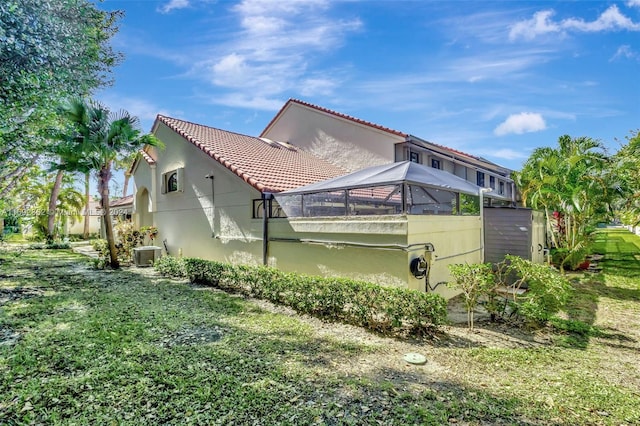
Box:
left=407, top=215, right=483, bottom=299
left=137, top=122, right=265, bottom=264
left=267, top=215, right=483, bottom=297
left=262, top=102, right=402, bottom=172
left=268, top=216, right=410, bottom=289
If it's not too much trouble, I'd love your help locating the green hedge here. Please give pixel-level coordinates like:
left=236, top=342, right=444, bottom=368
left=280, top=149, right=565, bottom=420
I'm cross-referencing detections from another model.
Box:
left=155, top=256, right=447, bottom=336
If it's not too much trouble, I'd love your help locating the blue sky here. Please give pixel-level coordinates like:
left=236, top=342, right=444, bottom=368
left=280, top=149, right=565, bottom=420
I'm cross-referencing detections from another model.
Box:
left=98, top=0, right=640, bottom=172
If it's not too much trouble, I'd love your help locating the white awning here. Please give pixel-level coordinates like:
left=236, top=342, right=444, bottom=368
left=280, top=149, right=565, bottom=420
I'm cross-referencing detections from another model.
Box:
left=281, top=161, right=482, bottom=196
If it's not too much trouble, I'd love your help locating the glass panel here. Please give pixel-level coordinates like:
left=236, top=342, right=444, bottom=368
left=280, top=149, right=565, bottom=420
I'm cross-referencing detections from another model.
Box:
left=269, top=199, right=287, bottom=218
left=302, top=191, right=347, bottom=217
left=273, top=194, right=303, bottom=218
left=167, top=172, right=178, bottom=192
left=407, top=185, right=456, bottom=215
left=347, top=185, right=402, bottom=216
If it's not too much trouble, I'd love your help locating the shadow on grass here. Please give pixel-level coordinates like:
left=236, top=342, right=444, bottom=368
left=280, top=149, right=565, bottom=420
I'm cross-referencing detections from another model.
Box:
left=556, top=229, right=640, bottom=349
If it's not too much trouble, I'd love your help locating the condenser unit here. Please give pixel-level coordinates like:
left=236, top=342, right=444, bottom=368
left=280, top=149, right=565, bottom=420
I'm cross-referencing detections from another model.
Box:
left=133, top=246, right=162, bottom=267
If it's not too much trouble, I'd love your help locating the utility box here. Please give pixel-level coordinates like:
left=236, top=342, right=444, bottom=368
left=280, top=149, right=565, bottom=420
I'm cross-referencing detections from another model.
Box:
left=133, top=246, right=163, bottom=267
left=484, top=208, right=546, bottom=264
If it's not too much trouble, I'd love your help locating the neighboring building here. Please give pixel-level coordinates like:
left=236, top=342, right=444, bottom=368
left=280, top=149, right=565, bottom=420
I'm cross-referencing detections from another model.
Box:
left=64, top=196, right=101, bottom=237
left=99, top=195, right=134, bottom=238
left=261, top=99, right=516, bottom=204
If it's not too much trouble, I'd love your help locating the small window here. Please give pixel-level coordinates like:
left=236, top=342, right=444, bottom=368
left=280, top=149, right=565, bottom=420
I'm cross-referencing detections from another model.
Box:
left=431, top=158, right=440, bottom=169
left=409, top=151, right=420, bottom=163
left=489, top=176, right=495, bottom=189
left=162, top=168, right=184, bottom=193
left=167, top=172, right=178, bottom=192
left=476, top=171, right=485, bottom=187
left=499, top=181, right=505, bottom=195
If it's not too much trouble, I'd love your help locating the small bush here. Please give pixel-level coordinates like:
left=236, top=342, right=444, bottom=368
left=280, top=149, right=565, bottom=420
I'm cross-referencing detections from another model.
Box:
left=499, top=255, right=572, bottom=323
left=154, top=255, right=187, bottom=278
left=154, top=256, right=447, bottom=336
left=448, top=255, right=572, bottom=327
left=29, top=242, right=71, bottom=250
left=448, top=263, right=496, bottom=329
left=550, top=246, right=590, bottom=271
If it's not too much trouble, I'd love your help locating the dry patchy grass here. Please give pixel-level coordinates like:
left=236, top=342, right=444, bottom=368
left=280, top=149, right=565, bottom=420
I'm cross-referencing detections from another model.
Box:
left=0, top=231, right=638, bottom=425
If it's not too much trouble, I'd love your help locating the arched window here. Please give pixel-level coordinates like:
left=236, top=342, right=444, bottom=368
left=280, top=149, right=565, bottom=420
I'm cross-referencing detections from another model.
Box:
left=167, top=172, right=178, bottom=192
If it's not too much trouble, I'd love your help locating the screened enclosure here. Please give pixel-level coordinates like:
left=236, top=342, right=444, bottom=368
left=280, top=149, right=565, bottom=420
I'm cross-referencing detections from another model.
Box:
left=274, top=161, right=484, bottom=218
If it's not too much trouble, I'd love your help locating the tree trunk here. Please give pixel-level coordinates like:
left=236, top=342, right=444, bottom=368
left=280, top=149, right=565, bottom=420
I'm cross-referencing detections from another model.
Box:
left=46, top=169, right=65, bottom=243
left=99, top=163, right=119, bottom=268
left=544, top=206, right=559, bottom=249
left=122, top=172, right=130, bottom=197
left=83, top=172, right=90, bottom=239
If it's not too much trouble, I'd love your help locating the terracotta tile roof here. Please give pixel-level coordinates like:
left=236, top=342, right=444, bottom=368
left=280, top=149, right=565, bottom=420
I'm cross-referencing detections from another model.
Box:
left=128, top=146, right=156, bottom=175
left=110, top=194, right=133, bottom=207
left=261, top=98, right=409, bottom=139
left=155, top=115, right=347, bottom=193
left=140, top=147, right=156, bottom=165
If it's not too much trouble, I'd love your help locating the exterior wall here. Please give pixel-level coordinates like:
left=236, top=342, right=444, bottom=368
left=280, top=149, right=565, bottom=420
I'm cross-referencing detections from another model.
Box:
left=261, top=103, right=403, bottom=172
left=407, top=215, right=483, bottom=299
left=64, top=198, right=101, bottom=236
left=268, top=216, right=409, bottom=289
left=140, top=122, right=264, bottom=265
left=133, top=159, right=156, bottom=229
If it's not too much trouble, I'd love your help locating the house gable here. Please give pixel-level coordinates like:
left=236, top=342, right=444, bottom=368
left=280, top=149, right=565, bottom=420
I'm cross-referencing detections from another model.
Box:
left=152, top=115, right=346, bottom=193
left=262, top=98, right=515, bottom=201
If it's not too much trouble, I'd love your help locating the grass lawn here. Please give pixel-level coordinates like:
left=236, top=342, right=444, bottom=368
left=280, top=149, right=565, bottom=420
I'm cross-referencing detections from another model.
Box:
left=1, top=228, right=639, bottom=425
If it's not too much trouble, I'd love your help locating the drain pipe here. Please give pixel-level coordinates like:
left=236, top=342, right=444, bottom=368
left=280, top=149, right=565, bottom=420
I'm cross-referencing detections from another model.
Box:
left=262, top=192, right=272, bottom=266
left=205, top=174, right=215, bottom=237
left=479, top=187, right=492, bottom=262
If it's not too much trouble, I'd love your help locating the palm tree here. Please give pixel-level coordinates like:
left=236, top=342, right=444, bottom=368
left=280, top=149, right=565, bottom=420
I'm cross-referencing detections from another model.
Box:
left=21, top=168, right=84, bottom=240
left=514, top=135, right=612, bottom=272
left=61, top=98, right=160, bottom=268
left=614, top=131, right=640, bottom=226
left=46, top=100, right=101, bottom=243
left=82, top=171, right=91, bottom=239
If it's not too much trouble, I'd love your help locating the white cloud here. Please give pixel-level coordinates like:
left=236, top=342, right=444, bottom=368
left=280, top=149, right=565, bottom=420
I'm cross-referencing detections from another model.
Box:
left=509, top=6, right=640, bottom=40
left=486, top=148, right=529, bottom=160
left=300, top=78, right=337, bottom=97
left=158, top=0, right=190, bottom=14
left=208, top=94, right=283, bottom=111
left=629, top=0, right=640, bottom=7
left=97, top=95, right=175, bottom=131
left=192, top=0, right=361, bottom=106
left=494, top=112, right=547, bottom=136
left=610, top=44, right=639, bottom=61
left=563, top=5, right=640, bottom=32
left=509, top=10, right=561, bottom=41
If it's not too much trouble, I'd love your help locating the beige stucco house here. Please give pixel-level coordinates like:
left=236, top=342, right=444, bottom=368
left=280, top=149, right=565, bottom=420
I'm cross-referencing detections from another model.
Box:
left=131, top=100, right=529, bottom=298
left=262, top=99, right=516, bottom=204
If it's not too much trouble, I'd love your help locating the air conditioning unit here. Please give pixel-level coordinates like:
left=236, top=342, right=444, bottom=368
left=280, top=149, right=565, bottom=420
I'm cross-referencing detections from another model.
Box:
left=133, top=246, right=162, bottom=267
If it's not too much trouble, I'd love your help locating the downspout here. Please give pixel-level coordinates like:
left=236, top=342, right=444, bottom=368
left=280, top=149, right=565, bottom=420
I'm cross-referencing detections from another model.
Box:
left=262, top=192, right=272, bottom=266
left=479, top=187, right=492, bottom=262
left=150, top=164, right=157, bottom=220
left=205, top=174, right=215, bottom=237
left=402, top=183, right=408, bottom=214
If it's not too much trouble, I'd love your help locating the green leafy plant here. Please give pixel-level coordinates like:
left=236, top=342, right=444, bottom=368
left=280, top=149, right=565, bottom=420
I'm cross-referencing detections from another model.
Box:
left=448, top=263, right=496, bottom=329
left=154, top=256, right=448, bottom=336
left=154, top=255, right=186, bottom=278
left=496, top=255, right=572, bottom=324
